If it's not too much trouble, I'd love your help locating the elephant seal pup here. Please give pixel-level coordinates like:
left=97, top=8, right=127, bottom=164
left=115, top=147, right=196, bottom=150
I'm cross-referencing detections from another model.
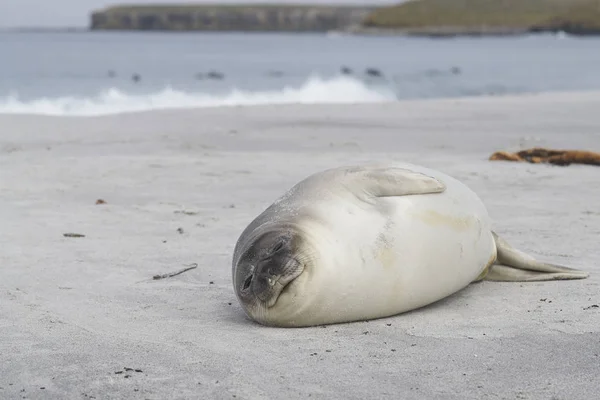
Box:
left=231, top=163, right=588, bottom=327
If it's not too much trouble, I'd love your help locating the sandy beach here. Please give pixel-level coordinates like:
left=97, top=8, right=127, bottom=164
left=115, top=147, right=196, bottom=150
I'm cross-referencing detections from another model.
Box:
left=1, top=91, right=599, bottom=400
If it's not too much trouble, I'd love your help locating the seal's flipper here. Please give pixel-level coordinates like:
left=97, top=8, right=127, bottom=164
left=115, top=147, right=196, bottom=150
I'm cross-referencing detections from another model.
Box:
left=483, top=232, right=589, bottom=282
left=484, top=265, right=588, bottom=282
left=346, top=167, right=446, bottom=198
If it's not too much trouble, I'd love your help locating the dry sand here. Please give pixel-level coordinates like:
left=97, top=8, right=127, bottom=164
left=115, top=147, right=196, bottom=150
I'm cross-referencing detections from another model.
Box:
left=1, top=91, right=599, bottom=400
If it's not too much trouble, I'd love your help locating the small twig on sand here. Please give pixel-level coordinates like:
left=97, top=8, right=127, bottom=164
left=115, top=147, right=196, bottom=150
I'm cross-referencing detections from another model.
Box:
left=63, top=233, right=86, bottom=238
left=153, top=263, right=198, bottom=280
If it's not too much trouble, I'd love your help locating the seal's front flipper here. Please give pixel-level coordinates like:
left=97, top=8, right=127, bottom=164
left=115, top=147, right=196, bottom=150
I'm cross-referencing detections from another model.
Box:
left=484, top=232, right=589, bottom=282
left=346, top=166, right=446, bottom=199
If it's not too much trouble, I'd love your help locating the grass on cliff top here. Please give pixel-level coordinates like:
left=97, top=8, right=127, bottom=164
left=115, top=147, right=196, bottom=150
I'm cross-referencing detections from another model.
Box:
left=99, top=3, right=373, bottom=13
left=363, top=0, right=600, bottom=29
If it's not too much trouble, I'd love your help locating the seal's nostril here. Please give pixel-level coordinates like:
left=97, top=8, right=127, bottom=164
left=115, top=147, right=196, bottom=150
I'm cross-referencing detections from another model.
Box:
left=243, top=275, right=253, bottom=291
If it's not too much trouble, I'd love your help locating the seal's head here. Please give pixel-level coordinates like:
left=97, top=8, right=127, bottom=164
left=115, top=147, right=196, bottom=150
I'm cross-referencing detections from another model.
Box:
left=233, top=228, right=311, bottom=325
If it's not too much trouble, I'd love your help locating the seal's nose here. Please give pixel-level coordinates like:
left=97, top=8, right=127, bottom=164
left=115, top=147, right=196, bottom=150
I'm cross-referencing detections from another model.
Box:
left=250, top=259, right=279, bottom=298
left=253, top=269, right=278, bottom=296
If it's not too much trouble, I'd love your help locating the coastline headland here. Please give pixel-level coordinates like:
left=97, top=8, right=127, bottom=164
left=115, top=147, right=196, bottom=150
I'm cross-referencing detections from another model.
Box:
left=90, top=4, right=377, bottom=32
left=89, top=1, right=600, bottom=36
left=362, top=0, right=600, bottom=36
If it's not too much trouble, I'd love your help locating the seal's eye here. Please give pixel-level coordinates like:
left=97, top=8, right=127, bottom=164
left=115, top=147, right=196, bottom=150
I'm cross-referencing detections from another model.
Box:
left=242, top=275, right=253, bottom=291
left=272, top=241, right=284, bottom=253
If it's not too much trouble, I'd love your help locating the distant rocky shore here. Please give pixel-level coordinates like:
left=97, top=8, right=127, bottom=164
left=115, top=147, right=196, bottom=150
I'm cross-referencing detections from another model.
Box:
left=90, top=5, right=376, bottom=32
left=89, top=2, right=600, bottom=36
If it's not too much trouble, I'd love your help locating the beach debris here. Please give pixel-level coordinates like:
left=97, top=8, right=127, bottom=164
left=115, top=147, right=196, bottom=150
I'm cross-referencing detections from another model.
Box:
left=584, top=304, right=599, bottom=310
left=177, top=227, right=184, bottom=234
left=63, top=233, right=85, bottom=238
left=174, top=210, right=198, bottom=215
left=114, top=367, right=143, bottom=378
left=95, top=199, right=107, bottom=205
left=489, top=147, right=600, bottom=166
left=124, top=367, right=142, bottom=372
left=152, top=263, right=197, bottom=280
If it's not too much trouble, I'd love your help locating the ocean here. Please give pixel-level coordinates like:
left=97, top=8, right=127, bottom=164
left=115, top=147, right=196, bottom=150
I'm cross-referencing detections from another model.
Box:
left=1, top=30, right=600, bottom=116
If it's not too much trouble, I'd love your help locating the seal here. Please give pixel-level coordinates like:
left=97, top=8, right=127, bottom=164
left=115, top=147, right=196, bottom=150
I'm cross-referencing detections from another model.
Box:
left=231, top=162, right=589, bottom=327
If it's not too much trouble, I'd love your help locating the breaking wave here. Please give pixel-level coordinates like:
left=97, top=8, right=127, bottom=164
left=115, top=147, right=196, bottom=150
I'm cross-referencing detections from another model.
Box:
left=0, top=75, right=395, bottom=117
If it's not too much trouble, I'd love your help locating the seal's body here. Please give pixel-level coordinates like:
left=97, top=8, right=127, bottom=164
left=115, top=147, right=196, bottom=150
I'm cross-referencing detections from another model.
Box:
left=232, top=163, right=588, bottom=327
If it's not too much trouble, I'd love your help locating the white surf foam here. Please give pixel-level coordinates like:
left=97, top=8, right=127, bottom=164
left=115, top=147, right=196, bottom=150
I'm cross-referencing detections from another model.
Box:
left=0, top=75, right=395, bottom=117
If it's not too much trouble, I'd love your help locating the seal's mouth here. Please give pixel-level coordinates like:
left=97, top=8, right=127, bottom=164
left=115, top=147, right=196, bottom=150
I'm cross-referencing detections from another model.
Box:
left=258, top=278, right=288, bottom=308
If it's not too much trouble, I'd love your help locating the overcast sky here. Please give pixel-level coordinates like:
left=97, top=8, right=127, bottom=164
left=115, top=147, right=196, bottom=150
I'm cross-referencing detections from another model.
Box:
left=0, top=0, right=399, bottom=28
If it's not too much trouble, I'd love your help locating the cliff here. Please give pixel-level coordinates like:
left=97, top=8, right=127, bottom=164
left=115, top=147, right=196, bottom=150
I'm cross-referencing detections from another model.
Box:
left=362, top=0, right=600, bottom=36
left=90, top=4, right=376, bottom=32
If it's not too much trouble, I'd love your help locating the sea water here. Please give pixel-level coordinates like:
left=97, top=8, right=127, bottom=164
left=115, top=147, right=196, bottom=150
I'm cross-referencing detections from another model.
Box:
left=1, top=30, right=600, bottom=116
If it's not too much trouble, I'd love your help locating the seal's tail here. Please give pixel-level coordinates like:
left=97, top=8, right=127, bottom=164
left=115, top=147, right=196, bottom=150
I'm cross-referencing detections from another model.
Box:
left=483, top=232, right=589, bottom=282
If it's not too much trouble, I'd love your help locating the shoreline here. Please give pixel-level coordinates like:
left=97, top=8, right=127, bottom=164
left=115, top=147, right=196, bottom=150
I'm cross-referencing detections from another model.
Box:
left=3, top=88, right=600, bottom=119
left=344, top=25, right=549, bottom=38
left=2, top=26, right=598, bottom=38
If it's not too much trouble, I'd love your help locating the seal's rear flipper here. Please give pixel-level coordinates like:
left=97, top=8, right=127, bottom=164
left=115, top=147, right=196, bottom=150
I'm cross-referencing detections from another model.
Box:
left=484, top=265, right=588, bottom=282
left=483, top=232, right=589, bottom=282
